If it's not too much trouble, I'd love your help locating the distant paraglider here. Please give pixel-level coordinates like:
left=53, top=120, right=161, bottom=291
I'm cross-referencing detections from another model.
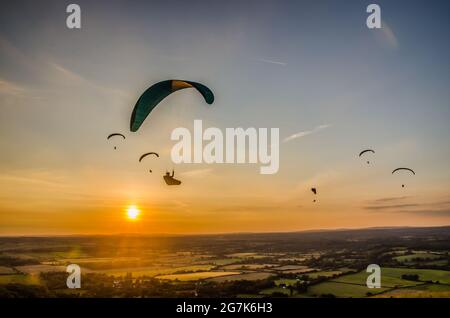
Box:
left=130, top=80, right=214, bottom=132
left=164, top=170, right=181, bottom=186
left=392, top=167, right=415, bottom=188
left=311, top=187, right=317, bottom=202
left=107, top=133, right=125, bottom=150
left=139, top=152, right=159, bottom=173
left=359, top=149, right=375, bottom=164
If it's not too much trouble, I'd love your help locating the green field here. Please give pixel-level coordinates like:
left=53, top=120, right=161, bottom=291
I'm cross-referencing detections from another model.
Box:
left=306, top=271, right=344, bottom=279
left=274, top=278, right=302, bottom=286
left=375, top=283, right=450, bottom=298
left=332, top=268, right=450, bottom=287
left=99, top=264, right=215, bottom=277
left=210, top=258, right=240, bottom=266
left=156, top=271, right=240, bottom=281
left=0, top=266, right=15, bottom=274
left=306, top=281, right=388, bottom=298
left=260, top=286, right=293, bottom=296
left=394, top=253, right=442, bottom=263
left=207, top=272, right=274, bottom=282
left=0, top=274, right=41, bottom=285
left=221, top=264, right=276, bottom=270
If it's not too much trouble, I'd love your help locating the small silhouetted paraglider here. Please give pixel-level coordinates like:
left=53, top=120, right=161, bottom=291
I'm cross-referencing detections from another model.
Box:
left=164, top=170, right=181, bottom=185
left=107, top=133, right=125, bottom=150
left=392, top=168, right=415, bottom=188
left=359, top=149, right=375, bottom=164
left=139, top=152, right=159, bottom=173
left=311, top=187, right=317, bottom=202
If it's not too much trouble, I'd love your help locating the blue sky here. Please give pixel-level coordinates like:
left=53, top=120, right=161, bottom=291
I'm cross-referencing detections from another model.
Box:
left=0, top=0, right=449, bottom=234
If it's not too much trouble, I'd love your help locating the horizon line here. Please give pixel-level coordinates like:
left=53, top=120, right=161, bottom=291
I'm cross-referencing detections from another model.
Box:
left=1, top=224, right=449, bottom=238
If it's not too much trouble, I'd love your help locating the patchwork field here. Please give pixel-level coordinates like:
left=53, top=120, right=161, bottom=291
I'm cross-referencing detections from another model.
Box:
left=16, top=265, right=67, bottom=274
left=220, top=264, right=277, bottom=270
left=307, top=281, right=389, bottom=298
left=98, top=264, right=215, bottom=277
left=306, top=270, right=345, bottom=279
left=0, top=228, right=449, bottom=298
left=393, top=253, right=442, bottom=263
left=207, top=272, right=274, bottom=282
left=156, top=271, right=240, bottom=281
left=332, top=268, right=450, bottom=287
left=0, top=266, right=15, bottom=274
left=374, top=283, right=450, bottom=298
left=0, top=274, right=41, bottom=285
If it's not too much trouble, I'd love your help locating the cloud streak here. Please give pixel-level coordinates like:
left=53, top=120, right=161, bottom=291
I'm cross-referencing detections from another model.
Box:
left=257, top=58, right=287, bottom=66
left=283, top=124, right=330, bottom=143
left=365, top=203, right=419, bottom=211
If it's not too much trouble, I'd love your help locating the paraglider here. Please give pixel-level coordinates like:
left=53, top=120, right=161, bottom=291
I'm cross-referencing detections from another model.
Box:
left=359, top=149, right=375, bottom=164
left=311, top=187, right=317, bottom=202
left=164, top=170, right=181, bottom=185
left=392, top=168, right=415, bottom=188
left=139, top=152, right=160, bottom=162
left=139, top=152, right=159, bottom=173
left=130, top=80, right=214, bottom=132
left=107, top=133, right=125, bottom=150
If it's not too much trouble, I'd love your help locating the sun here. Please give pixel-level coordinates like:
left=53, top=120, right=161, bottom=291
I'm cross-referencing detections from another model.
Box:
left=126, top=205, right=140, bottom=220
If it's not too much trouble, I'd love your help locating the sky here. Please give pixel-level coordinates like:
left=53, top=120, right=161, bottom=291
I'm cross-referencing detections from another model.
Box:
left=0, top=0, right=449, bottom=235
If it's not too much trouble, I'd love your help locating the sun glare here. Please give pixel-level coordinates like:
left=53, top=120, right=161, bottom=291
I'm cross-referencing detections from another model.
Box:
left=126, top=205, right=140, bottom=220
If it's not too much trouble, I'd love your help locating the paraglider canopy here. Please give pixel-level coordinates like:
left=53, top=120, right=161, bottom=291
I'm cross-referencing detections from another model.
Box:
left=359, top=149, right=375, bottom=164
left=392, top=168, right=415, bottom=175
left=139, top=152, right=160, bottom=162
left=107, top=133, right=125, bottom=150
left=359, top=149, right=375, bottom=157
left=392, top=167, right=415, bottom=188
left=107, top=133, right=125, bottom=140
left=130, top=80, right=214, bottom=132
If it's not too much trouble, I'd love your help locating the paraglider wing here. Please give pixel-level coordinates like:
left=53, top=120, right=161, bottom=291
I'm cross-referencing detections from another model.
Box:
left=359, top=149, right=375, bottom=157
left=392, top=168, right=415, bottom=175
left=139, top=152, right=160, bottom=162
left=107, top=133, right=125, bottom=140
left=130, top=80, right=214, bottom=132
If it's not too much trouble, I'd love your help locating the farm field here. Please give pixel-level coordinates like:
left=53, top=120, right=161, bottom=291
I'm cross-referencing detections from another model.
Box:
left=374, top=283, right=450, bottom=298
left=306, top=270, right=345, bottom=279
left=98, top=264, right=215, bottom=277
left=306, top=281, right=389, bottom=298
left=332, top=268, right=450, bottom=287
left=156, top=271, right=240, bottom=281
left=207, top=272, right=274, bottom=282
left=0, top=227, right=449, bottom=298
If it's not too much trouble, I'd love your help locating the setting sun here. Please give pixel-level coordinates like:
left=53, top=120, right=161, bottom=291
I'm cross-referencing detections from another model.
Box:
left=126, top=206, right=140, bottom=220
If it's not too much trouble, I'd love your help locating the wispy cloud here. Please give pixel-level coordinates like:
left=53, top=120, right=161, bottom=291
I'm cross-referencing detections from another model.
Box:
left=283, top=124, right=331, bottom=143
left=0, top=78, right=25, bottom=96
left=365, top=199, right=450, bottom=216
left=48, top=62, right=130, bottom=98
left=257, top=58, right=287, bottom=66
left=365, top=203, right=419, bottom=211
left=400, top=209, right=450, bottom=217
left=370, top=196, right=411, bottom=204
left=381, top=21, right=399, bottom=49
